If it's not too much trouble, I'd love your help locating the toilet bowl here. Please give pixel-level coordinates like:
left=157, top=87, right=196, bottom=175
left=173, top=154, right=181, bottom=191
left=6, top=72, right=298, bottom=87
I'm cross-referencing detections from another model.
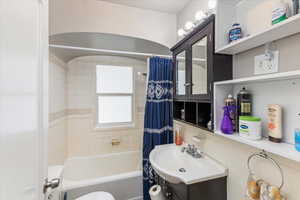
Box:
left=76, top=192, right=115, bottom=200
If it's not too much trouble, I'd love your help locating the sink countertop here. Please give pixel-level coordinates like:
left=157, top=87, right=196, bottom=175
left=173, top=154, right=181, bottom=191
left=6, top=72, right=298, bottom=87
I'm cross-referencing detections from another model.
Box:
left=150, top=144, right=228, bottom=185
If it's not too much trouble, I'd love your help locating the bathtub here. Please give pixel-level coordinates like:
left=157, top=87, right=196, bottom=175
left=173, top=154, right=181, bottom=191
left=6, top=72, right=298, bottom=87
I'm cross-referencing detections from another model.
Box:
left=61, top=151, right=143, bottom=200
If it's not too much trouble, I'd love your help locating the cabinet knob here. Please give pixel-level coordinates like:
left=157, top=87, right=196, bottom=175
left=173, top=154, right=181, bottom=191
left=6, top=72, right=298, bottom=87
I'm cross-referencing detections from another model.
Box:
left=184, top=83, right=192, bottom=86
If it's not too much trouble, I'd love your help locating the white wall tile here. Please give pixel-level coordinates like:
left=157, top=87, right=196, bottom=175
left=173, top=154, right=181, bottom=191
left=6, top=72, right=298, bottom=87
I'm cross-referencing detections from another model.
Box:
left=48, top=53, right=68, bottom=165
left=66, top=56, right=147, bottom=157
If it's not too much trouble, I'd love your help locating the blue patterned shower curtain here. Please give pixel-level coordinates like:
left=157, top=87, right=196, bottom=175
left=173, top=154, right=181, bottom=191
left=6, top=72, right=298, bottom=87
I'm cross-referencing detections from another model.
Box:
left=143, top=57, right=174, bottom=200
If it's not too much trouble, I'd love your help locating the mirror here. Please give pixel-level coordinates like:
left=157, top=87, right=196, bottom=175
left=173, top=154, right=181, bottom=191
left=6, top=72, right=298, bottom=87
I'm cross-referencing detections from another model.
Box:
left=192, top=36, right=207, bottom=95
left=176, top=51, right=186, bottom=95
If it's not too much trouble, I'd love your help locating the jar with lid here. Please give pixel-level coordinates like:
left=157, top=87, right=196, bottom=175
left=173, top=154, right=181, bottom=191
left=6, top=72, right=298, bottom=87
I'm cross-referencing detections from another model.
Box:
left=228, top=23, right=242, bottom=43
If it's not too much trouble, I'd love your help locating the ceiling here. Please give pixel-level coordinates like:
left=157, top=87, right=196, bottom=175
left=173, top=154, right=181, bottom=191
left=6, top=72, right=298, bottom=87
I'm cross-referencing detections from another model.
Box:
left=98, top=0, right=191, bottom=13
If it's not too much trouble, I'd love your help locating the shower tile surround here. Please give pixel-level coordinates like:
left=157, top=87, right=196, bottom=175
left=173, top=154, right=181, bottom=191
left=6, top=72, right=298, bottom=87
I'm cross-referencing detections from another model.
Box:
left=50, top=55, right=147, bottom=159
left=49, top=53, right=68, bottom=165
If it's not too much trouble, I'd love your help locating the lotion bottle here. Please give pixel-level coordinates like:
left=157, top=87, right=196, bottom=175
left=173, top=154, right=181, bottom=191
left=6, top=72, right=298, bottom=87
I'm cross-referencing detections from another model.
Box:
left=267, top=104, right=282, bottom=143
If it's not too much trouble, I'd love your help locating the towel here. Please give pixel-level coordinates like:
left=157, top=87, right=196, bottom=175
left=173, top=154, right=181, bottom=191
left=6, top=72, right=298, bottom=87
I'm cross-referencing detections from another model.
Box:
left=245, top=174, right=287, bottom=200
left=260, top=181, right=287, bottom=200
left=245, top=174, right=261, bottom=200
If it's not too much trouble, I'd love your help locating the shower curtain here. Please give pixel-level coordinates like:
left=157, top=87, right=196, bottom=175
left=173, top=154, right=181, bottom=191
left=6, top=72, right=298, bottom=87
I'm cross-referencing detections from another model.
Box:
left=143, top=57, right=173, bottom=200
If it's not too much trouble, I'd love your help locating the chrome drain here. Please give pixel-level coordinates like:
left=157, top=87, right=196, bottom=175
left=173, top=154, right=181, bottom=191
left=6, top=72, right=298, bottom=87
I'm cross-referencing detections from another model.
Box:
left=178, top=168, right=186, bottom=173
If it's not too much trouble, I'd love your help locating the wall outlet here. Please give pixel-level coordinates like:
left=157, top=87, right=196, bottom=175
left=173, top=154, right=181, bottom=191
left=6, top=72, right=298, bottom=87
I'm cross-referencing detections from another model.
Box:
left=254, top=51, right=279, bottom=75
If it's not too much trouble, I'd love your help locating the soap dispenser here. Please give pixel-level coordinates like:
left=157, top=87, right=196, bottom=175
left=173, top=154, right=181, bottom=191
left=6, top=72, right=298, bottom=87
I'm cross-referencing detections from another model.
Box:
left=221, top=106, right=234, bottom=134
left=175, top=127, right=183, bottom=145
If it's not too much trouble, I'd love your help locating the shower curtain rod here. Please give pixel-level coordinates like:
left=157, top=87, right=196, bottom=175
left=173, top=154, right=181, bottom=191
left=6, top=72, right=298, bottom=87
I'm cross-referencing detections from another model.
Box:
left=49, top=44, right=206, bottom=62
left=49, top=44, right=172, bottom=59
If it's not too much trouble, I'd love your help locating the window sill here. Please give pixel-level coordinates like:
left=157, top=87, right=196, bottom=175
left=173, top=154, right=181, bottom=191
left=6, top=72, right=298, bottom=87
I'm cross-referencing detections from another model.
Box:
left=94, top=123, right=136, bottom=131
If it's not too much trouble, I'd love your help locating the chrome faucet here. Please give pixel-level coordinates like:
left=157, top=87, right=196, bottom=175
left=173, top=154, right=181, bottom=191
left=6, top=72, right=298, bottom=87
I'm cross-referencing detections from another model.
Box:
left=181, top=144, right=202, bottom=158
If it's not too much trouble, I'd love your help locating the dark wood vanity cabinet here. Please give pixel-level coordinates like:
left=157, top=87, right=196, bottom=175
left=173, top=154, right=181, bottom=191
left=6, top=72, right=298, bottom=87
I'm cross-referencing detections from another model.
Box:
left=171, top=15, right=232, bottom=130
left=159, top=176, right=227, bottom=200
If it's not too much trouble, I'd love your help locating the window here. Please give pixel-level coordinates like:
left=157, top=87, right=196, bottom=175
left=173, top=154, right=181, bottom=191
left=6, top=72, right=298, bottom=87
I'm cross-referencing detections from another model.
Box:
left=96, top=65, right=134, bottom=128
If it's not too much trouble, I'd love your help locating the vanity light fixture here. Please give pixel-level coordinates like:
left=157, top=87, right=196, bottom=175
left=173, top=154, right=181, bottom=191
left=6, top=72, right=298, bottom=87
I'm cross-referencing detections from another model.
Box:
left=208, top=0, right=217, bottom=10
left=207, top=0, right=217, bottom=15
left=184, top=21, right=195, bottom=31
left=178, top=1, right=216, bottom=38
left=195, top=10, right=206, bottom=22
left=178, top=28, right=187, bottom=37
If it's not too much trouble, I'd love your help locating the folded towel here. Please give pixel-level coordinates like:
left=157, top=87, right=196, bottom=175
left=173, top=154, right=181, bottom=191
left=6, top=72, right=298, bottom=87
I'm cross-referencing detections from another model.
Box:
left=246, top=174, right=261, bottom=200
left=245, top=174, right=287, bottom=200
left=260, top=181, right=286, bottom=200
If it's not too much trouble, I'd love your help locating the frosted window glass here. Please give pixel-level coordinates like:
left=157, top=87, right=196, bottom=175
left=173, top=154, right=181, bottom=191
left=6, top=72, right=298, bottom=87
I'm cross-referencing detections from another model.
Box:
left=97, top=65, right=133, bottom=93
left=98, top=96, right=132, bottom=124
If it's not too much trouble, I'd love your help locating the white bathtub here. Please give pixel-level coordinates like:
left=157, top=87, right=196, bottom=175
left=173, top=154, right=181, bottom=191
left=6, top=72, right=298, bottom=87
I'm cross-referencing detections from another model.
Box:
left=61, top=151, right=143, bottom=200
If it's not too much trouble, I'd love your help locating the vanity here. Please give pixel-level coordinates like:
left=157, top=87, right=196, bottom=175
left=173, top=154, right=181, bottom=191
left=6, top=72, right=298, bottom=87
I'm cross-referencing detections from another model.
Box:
left=155, top=15, right=231, bottom=200
left=171, top=15, right=232, bottom=131
left=150, top=144, right=228, bottom=200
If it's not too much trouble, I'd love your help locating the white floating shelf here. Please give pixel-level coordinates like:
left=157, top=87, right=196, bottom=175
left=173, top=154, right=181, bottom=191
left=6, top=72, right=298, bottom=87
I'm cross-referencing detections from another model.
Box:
left=216, top=14, right=300, bottom=55
left=214, top=70, right=300, bottom=86
left=215, top=131, right=300, bottom=163
left=214, top=70, right=300, bottom=162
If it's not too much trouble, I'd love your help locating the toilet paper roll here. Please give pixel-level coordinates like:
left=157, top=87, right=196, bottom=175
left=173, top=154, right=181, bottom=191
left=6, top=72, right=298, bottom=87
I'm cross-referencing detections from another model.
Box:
left=149, top=185, right=166, bottom=200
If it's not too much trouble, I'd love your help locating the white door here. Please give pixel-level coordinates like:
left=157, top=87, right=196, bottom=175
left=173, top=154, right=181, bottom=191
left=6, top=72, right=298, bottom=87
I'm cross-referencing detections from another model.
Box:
left=0, top=0, right=49, bottom=200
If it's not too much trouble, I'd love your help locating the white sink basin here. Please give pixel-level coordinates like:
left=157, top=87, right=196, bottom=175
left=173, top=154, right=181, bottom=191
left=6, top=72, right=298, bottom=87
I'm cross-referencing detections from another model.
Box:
left=149, top=144, right=227, bottom=185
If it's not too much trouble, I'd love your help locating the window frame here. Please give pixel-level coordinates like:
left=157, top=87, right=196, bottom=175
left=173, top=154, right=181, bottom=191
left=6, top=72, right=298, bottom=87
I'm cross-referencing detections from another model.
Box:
left=95, top=65, right=135, bottom=129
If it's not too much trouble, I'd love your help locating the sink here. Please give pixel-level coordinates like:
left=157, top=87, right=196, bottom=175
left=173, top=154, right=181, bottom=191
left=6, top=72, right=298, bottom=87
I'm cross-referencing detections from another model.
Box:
left=149, top=144, right=227, bottom=185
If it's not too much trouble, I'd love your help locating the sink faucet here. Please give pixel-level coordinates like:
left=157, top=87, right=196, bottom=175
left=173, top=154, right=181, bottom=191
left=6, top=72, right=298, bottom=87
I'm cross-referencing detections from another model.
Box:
left=181, top=144, right=202, bottom=158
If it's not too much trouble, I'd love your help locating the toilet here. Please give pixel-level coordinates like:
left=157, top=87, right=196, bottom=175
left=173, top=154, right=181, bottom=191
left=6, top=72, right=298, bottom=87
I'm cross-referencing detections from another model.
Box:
left=76, top=192, right=115, bottom=200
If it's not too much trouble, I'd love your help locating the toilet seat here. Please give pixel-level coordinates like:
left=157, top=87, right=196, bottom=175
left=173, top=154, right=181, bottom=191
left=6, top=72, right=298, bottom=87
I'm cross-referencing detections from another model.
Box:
left=76, top=192, right=115, bottom=200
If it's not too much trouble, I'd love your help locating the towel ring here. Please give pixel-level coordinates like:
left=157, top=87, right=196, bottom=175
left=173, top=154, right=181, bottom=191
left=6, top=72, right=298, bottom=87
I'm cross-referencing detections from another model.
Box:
left=247, top=150, right=284, bottom=189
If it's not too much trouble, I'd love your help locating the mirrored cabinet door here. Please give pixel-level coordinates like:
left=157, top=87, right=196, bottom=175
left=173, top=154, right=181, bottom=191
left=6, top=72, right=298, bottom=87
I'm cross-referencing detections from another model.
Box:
left=176, top=51, right=186, bottom=96
left=192, top=36, right=208, bottom=95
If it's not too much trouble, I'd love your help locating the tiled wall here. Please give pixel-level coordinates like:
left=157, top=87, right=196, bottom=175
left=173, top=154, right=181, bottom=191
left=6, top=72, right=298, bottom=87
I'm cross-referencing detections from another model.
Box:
left=48, top=53, right=68, bottom=165
left=66, top=56, right=147, bottom=157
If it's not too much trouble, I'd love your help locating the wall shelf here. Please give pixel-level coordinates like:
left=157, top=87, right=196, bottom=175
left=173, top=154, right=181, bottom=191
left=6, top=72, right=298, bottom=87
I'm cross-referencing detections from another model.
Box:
left=216, top=14, right=300, bottom=54
left=215, top=131, right=300, bottom=163
left=214, top=70, right=300, bottom=85
left=215, top=0, right=300, bottom=55
left=214, top=70, right=300, bottom=162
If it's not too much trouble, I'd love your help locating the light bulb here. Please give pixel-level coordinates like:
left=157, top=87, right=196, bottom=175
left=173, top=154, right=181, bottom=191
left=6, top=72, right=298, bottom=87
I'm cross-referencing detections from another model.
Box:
left=177, top=29, right=186, bottom=37
left=195, top=10, right=206, bottom=21
left=208, top=0, right=217, bottom=10
left=184, top=21, right=195, bottom=31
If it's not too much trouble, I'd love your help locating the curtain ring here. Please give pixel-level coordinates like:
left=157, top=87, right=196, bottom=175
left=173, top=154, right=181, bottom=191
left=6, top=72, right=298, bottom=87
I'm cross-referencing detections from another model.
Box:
left=247, top=150, right=284, bottom=189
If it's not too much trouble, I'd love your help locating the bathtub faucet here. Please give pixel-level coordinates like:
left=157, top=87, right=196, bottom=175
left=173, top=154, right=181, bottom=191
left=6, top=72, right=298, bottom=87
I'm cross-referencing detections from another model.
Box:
left=111, top=139, right=121, bottom=146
